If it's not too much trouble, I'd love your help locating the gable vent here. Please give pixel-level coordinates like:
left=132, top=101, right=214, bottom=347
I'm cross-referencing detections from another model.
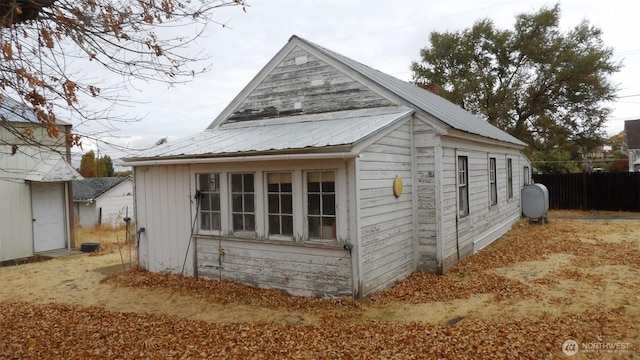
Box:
left=295, top=55, right=308, bottom=65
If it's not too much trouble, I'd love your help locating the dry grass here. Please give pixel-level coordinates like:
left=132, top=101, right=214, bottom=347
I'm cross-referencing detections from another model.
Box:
left=73, top=224, right=135, bottom=256
left=1, top=211, right=639, bottom=359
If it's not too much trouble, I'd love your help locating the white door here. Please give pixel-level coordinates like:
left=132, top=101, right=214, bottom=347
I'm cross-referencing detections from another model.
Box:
left=32, top=182, right=66, bottom=252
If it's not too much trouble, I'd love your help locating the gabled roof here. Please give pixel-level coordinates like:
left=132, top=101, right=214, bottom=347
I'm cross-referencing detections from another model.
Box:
left=125, top=107, right=413, bottom=162
left=25, top=155, right=83, bottom=182
left=73, top=177, right=130, bottom=202
left=124, top=35, right=526, bottom=165
left=0, top=96, right=71, bottom=125
left=289, top=36, right=525, bottom=146
left=625, top=119, right=640, bottom=150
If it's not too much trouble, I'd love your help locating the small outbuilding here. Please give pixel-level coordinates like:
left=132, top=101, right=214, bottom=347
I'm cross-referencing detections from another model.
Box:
left=123, top=36, right=531, bottom=298
left=0, top=97, right=82, bottom=262
left=72, top=176, right=134, bottom=228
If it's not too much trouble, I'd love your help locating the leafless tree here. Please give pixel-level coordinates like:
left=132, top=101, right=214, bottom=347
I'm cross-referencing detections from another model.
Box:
left=0, top=0, right=247, bottom=149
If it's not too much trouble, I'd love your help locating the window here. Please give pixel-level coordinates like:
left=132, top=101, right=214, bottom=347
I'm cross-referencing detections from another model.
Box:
left=507, top=158, right=513, bottom=199
left=523, top=166, right=530, bottom=185
left=489, top=157, right=497, bottom=206
left=267, top=172, right=293, bottom=237
left=307, top=171, right=336, bottom=240
left=458, top=156, right=469, bottom=217
left=231, top=173, right=255, bottom=232
left=198, top=174, right=221, bottom=231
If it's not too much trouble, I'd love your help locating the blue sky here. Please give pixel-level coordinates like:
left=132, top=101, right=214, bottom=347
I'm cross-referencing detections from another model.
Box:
left=76, top=0, right=639, bottom=165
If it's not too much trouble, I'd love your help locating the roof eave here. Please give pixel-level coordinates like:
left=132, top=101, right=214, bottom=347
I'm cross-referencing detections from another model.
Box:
left=123, top=146, right=359, bottom=166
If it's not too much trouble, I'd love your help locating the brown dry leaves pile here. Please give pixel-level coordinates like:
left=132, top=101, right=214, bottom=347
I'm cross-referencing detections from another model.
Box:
left=1, top=213, right=639, bottom=359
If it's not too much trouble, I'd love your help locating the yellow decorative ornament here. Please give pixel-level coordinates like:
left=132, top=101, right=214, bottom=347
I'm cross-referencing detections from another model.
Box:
left=393, top=175, right=403, bottom=198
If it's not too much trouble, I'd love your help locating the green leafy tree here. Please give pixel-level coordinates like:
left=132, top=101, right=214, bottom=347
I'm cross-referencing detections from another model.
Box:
left=411, top=5, right=620, bottom=173
left=79, top=150, right=97, bottom=177
left=99, top=155, right=115, bottom=177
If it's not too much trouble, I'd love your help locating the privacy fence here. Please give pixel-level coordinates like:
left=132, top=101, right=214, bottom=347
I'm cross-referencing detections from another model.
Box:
left=533, top=172, right=640, bottom=212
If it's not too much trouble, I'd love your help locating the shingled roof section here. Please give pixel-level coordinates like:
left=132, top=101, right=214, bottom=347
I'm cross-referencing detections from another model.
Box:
left=72, top=177, right=129, bottom=202
left=625, top=120, right=640, bottom=150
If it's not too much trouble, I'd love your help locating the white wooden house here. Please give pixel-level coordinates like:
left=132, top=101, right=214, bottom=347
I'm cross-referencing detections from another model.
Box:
left=0, top=98, right=82, bottom=262
left=123, top=36, right=531, bottom=298
left=73, top=177, right=134, bottom=228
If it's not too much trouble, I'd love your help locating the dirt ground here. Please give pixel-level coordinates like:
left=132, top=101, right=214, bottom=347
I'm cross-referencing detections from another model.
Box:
left=0, top=210, right=639, bottom=359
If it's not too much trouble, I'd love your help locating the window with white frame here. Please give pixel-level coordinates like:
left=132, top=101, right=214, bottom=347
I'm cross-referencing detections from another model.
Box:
left=507, top=158, right=513, bottom=199
left=489, top=157, right=497, bottom=206
left=267, top=172, right=293, bottom=237
left=458, top=156, right=469, bottom=217
left=198, top=173, right=221, bottom=231
left=231, top=173, right=255, bottom=232
left=307, top=171, right=336, bottom=240
left=524, top=166, right=530, bottom=185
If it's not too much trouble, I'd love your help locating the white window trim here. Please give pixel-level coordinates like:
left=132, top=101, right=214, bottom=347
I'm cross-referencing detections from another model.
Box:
left=506, top=157, right=514, bottom=200
left=489, top=157, right=497, bottom=207
left=229, top=172, right=257, bottom=238
left=195, top=172, right=223, bottom=236
left=303, top=169, right=338, bottom=244
left=264, top=171, right=295, bottom=242
left=456, top=153, right=469, bottom=218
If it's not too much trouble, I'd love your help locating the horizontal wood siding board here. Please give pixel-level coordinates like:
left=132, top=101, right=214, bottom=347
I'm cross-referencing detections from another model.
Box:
left=229, top=48, right=393, bottom=122
left=196, top=238, right=351, bottom=297
left=358, top=123, right=415, bottom=295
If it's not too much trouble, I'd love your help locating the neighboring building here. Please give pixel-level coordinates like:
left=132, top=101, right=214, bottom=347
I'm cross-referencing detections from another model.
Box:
left=72, top=177, right=133, bottom=228
left=123, top=36, right=530, bottom=298
left=625, top=119, right=640, bottom=172
left=0, top=97, right=82, bottom=262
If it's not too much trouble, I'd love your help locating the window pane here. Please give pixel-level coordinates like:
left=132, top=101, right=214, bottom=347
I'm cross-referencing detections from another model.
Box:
left=201, top=214, right=210, bottom=230
left=232, top=194, right=242, bottom=212
left=267, top=183, right=279, bottom=192
left=233, top=214, right=243, bottom=231
left=308, top=181, right=320, bottom=192
left=281, top=182, right=292, bottom=193
left=211, top=194, right=220, bottom=211
left=282, top=215, right=293, bottom=235
left=322, top=194, right=335, bottom=215
left=281, top=194, right=293, bottom=214
left=201, top=194, right=211, bottom=210
left=199, top=174, right=210, bottom=191
left=308, top=194, right=320, bottom=215
left=268, top=194, right=280, bottom=213
left=231, top=174, right=242, bottom=192
left=244, top=194, right=254, bottom=212
left=269, top=215, right=280, bottom=235
left=211, top=213, right=221, bottom=230
left=243, top=173, right=254, bottom=192
left=244, top=214, right=255, bottom=231
left=308, top=217, right=320, bottom=237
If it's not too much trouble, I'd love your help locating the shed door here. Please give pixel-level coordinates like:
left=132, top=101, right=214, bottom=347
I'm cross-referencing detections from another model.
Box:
left=32, top=182, right=66, bottom=252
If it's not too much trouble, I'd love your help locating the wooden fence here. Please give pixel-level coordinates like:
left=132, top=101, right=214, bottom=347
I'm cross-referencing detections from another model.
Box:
left=533, top=172, right=640, bottom=212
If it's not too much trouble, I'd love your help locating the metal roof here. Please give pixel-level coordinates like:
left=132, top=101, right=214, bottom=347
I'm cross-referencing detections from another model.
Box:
left=73, top=177, right=130, bottom=201
left=25, top=155, right=84, bottom=182
left=125, top=107, right=413, bottom=161
left=293, top=36, right=526, bottom=146
left=0, top=96, right=71, bottom=125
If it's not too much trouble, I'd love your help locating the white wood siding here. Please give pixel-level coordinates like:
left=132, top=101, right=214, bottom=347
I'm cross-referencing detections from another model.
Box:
left=0, top=179, right=33, bottom=261
left=134, top=165, right=193, bottom=274
left=197, top=238, right=351, bottom=297
left=94, top=180, right=134, bottom=227
left=413, top=120, right=440, bottom=272
left=134, top=158, right=356, bottom=297
left=358, top=121, right=415, bottom=296
left=0, top=123, right=68, bottom=261
left=228, top=46, right=394, bottom=122
left=439, top=137, right=529, bottom=271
